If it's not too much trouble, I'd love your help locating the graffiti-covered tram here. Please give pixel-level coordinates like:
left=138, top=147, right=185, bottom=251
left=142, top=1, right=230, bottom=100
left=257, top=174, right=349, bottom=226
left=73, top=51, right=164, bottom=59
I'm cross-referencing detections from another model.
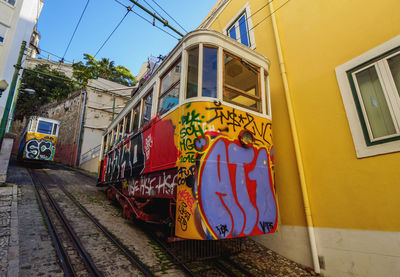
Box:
left=17, top=116, right=60, bottom=162
left=98, top=29, right=278, bottom=240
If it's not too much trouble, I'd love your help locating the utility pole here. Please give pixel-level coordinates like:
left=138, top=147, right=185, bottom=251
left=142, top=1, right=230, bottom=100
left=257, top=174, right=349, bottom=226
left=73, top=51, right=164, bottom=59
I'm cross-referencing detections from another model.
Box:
left=0, top=41, right=26, bottom=146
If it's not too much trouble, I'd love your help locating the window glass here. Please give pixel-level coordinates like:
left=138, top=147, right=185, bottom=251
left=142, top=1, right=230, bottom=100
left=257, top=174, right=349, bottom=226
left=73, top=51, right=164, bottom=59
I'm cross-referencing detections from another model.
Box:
left=388, top=53, right=400, bottom=97
left=227, top=12, right=251, bottom=47
left=159, top=83, right=179, bottom=116
left=125, top=111, right=131, bottom=134
left=118, top=123, right=123, bottom=141
left=202, top=47, right=218, bottom=98
left=52, top=124, right=58, bottom=136
left=228, top=26, right=236, bottom=40
left=223, top=52, right=261, bottom=112
left=6, top=0, right=15, bottom=5
left=186, top=47, right=199, bottom=99
left=141, top=91, right=153, bottom=126
left=161, top=60, right=181, bottom=95
left=159, top=59, right=181, bottom=115
left=265, top=72, right=269, bottom=115
left=37, top=121, right=53, bottom=134
left=107, top=133, right=112, bottom=150
left=132, top=105, right=140, bottom=132
left=238, top=14, right=250, bottom=46
left=355, top=66, right=396, bottom=138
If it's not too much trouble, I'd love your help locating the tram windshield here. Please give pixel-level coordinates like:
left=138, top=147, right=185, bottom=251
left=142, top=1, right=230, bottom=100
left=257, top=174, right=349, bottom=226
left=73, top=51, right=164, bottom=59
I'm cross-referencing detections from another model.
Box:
left=37, top=120, right=53, bottom=135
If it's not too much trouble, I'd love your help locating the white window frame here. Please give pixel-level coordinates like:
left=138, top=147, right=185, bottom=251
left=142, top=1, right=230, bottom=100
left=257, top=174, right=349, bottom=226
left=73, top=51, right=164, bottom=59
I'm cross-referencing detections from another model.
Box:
left=223, top=2, right=256, bottom=50
left=336, top=35, right=400, bottom=158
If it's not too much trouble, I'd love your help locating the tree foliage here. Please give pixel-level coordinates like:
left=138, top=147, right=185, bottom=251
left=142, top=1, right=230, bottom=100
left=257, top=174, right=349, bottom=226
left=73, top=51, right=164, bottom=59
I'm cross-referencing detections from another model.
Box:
left=14, top=64, right=77, bottom=120
left=72, top=54, right=136, bottom=86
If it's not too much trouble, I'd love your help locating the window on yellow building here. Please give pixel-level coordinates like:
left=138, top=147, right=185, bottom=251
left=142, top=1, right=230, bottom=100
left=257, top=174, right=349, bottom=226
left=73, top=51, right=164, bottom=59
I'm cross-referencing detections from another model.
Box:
left=228, top=13, right=250, bottom=47
left=336, top=36, right=400, bottom=157
left=223, top=3, right=255, bottom=49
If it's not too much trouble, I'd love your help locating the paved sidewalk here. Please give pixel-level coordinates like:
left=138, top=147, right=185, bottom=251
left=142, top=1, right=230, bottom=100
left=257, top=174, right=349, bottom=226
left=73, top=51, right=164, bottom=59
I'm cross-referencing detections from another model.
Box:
left=0, top=184, right=18, bottom=277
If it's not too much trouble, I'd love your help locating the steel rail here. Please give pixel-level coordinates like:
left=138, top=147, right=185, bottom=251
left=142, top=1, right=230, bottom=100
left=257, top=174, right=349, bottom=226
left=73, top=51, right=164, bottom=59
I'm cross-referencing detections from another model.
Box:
left=30, top=168, right=103, bottom=277
left=28, top=168, right=77, bottom=277
left=146, top=229, right=196, bottom=277
left=42, top=169, right=155, bottom=277
left=220, top=256, right=258, bottom=277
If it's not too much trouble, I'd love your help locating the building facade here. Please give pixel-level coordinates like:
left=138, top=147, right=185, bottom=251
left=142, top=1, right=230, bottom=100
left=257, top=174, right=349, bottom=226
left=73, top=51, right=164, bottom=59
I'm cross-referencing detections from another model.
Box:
left=0, top=0, right=43, bottom=121
left=11, top=77, right=132, bottom=172
left=200, top=0, right=400, bottom=276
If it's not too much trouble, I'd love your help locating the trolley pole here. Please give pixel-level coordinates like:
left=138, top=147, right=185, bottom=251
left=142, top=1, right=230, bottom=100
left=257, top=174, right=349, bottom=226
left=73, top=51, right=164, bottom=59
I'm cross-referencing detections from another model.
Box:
left=0, top=41, right=26, bottom=146
left=127, top=0, right=184, bottom=37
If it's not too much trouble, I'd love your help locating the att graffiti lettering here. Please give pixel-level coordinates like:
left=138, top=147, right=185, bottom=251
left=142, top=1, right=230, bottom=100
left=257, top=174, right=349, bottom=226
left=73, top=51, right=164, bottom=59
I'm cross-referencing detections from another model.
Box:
left=199, top=137, right=277, bottom=239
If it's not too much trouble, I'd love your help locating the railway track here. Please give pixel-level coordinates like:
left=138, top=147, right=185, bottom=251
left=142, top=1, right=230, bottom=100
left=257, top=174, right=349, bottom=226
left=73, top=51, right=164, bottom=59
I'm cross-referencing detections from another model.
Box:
left=28, top=165, right=267, bottom=277
left=28, top=167, right=154, bottom=277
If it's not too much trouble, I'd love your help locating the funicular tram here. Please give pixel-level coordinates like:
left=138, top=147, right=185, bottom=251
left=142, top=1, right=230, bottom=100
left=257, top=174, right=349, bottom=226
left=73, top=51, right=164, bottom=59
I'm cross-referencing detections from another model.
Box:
left=17, top=116, right=60, bottom=162
left=98, top=29, right=278, bottom=241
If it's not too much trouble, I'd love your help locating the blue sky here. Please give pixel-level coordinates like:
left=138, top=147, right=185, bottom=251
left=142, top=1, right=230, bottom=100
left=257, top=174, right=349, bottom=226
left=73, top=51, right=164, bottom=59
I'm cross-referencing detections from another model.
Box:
left=36, top=0, right=216, bottom=76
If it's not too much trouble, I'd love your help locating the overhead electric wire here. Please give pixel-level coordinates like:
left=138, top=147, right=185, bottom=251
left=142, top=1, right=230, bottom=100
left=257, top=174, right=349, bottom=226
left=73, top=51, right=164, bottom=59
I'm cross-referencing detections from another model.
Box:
left=19, top=66, right=131, bottom=98
left=249, top=0, right=292, bottom=31
left=150, top=0, right=188, bottom=33
left=141, top=0, right=165, bottom=21
left=129, top=9, right=180, bottom=40
left=94, top=7, right=131, bottom=57
left=62, top=0, right=90, bottom=61
left=114, top=0, right=179, bottom=40
left=37, top=48, right=74, bottom=64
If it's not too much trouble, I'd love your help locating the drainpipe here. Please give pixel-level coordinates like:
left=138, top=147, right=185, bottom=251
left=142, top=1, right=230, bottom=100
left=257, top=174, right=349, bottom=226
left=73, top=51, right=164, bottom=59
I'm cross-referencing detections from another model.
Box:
left=75, top=88, right=87, bottom=167
left=268, top=2, right=320, bottom=273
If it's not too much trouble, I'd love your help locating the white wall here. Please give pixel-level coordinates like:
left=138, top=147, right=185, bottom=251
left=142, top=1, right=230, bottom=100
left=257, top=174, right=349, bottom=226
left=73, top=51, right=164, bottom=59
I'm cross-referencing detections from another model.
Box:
left=0, top=0, right=43, bottom=124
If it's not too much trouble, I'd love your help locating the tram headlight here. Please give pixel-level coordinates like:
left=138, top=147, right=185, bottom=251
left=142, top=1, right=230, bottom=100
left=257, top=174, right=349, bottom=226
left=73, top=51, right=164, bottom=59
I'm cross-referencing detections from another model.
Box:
left=238, top=130, right=254, bottom=147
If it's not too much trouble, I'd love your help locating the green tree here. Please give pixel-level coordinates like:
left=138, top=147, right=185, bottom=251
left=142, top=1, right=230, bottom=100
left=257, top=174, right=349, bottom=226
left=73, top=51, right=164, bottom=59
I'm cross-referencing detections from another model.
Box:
left=72, top=54, right=135, bottom=86
left=14, top=64, right=77, bottom=120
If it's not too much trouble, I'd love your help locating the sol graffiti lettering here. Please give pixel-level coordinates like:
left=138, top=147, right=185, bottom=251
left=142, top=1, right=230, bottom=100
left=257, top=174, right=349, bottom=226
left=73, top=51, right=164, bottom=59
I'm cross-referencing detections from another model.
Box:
left=199, top=137, right=277, bottom=239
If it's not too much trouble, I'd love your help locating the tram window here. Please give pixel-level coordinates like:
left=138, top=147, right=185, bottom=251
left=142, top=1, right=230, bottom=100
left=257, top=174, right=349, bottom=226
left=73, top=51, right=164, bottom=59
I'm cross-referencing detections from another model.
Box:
left=37, top=121, right=53, bottom=135
left=223, top=52, right=261, bottom=112
left=107, top=132, right=112, bottom=150
left=159, top=59, right=181, bottom=116
left=125, top=111, right=131, bottom=133
left=141, top=90, right=153, bottom=126
left=132, top=104, right=140, bottom=132
left=159, top=84, right=179, bottom=116
left=118, top=123, right=123, bottom=141
left=52, top=124, right=58, bottom=136
left=186, top=47, right=199, bottom=99
left=265, top=72, right=269, bottom=115
left=202, top=46, right=218, bottom=98
left=112, top=128, right=116, bottom=145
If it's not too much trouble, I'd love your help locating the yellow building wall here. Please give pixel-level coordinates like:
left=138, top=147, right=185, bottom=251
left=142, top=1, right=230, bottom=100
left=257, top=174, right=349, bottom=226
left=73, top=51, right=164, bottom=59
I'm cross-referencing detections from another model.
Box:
left=206, top=0, right=400, bottom=232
